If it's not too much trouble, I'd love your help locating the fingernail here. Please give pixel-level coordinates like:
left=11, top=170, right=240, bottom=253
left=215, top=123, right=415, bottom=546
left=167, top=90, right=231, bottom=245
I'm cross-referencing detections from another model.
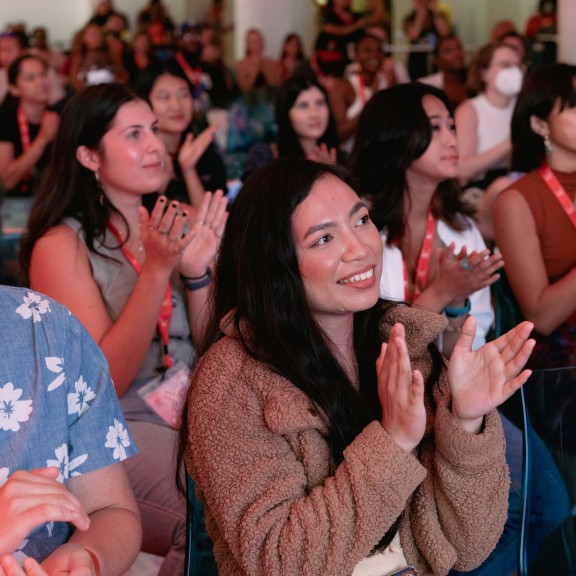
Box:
left=158, top=196, right=166, bottom=203
left=182, top=211, right=188, bottom=217
left=171, top=202, right=178, bottom=208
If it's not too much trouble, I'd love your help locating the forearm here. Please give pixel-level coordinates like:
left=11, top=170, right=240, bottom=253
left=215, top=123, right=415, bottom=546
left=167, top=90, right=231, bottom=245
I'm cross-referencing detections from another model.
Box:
left=458, top=140, right=510, bottom=184
left=183, top=279, right=211, bottom=345
left=0, top=138, right=49, bottom=189
left=181, top=168, right=206, bottom=209
left=516, top=267, right=576, bottom=334
left=66, top=507, right=142, bottom=576
left=99, top=266, right=172, bottom=395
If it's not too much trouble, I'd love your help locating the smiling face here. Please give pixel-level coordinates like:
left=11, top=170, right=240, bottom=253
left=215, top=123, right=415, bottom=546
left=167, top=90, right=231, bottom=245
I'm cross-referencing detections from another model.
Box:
left=289, top=86, right=330, bottom=146
left=149, top=73, right=193, bottom=136
left=87, top=100, right=164, bottom=202
left=292, top=174, right=382, bottom=330
left=355, top=35, right=383, bottom=74
left=407, top=94, right=458, bottom=186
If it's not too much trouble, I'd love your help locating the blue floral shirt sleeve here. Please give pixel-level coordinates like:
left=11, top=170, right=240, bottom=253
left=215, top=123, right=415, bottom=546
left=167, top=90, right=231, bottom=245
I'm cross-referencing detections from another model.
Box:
left=0, top=287, right=138, bottom=562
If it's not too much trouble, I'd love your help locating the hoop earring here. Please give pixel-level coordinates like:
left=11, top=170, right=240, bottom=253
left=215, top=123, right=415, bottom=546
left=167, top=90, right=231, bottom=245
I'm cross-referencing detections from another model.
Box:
left=543, top=134, right=553, bottom=155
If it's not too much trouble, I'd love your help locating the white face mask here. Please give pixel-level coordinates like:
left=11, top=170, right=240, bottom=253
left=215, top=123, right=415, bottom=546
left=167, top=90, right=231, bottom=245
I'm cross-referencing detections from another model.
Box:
left=494, top=66, right=523, bottom=97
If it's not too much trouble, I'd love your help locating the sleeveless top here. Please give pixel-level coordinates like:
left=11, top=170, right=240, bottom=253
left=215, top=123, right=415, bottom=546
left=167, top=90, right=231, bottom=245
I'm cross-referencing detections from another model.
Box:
left=63, top=217, right=194, bottom=424
left=470, top=94, right=515, bottom=160
left=512, top=169, right=576, bottom=369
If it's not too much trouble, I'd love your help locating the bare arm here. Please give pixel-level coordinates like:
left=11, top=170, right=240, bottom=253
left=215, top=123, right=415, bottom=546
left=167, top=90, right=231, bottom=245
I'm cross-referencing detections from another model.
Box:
left=476, top=175, right=514, bottom=241
left=493, top=189, right=576, bottom=334
left=0, top=113, right=58, bottom=190
left=328, top=79, right=358, bottom=144
left=43, top=463, right=141, bottom=576
left=455, top=101, right=511, bottom=185
left=29, top=197, right=201, bottom=395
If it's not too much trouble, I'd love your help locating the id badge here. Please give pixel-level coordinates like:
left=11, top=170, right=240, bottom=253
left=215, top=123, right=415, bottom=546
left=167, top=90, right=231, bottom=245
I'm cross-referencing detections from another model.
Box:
left=137, top=360, right=190, bottom=428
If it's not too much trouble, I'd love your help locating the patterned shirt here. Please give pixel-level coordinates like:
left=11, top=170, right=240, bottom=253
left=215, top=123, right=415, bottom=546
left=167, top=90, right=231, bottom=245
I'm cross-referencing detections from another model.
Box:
left=0, top=286, right=138, bottom=561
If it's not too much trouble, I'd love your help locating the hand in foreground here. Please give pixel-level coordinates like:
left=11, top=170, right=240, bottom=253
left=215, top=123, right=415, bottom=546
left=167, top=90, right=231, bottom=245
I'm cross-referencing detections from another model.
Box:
left=0, top=468, right=90, bottom=556
left=377, top=323, right=426, bottom=452
left=40, top=543, right=97, bottom=576
left=179, top=190, right=228, bottom=278
left=448, top=316, right=535, bottom=433
left=0, top=556, right=48, bottom=576
left=138, top=196, right=195, bottom=274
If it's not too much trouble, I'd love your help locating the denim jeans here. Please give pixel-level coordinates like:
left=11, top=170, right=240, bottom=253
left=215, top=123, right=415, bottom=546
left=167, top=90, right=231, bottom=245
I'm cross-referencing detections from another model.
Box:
left=449, top=413, right=569, bottom=576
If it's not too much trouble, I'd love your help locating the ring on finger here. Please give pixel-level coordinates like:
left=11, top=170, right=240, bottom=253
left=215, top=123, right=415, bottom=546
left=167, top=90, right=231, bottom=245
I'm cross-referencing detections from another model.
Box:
left=460, top=257, right=473, bottom=271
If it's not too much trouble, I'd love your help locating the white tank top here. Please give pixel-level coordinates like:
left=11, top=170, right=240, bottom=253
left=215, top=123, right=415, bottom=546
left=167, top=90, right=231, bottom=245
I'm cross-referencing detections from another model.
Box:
left=470, top=94, right=515, bottom=162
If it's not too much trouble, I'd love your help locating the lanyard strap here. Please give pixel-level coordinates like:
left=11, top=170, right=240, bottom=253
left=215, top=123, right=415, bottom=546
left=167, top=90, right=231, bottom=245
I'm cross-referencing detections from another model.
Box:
left=357, top=74, right=368, bottom=106
left=175, top=52, right=202, bottom=86
left=402, top=209, right=436, bottom=303
left=107, top=222, right=173, bottom=369
left=17, top=106, right=32, bottom=191
left=539, top=162, right=576, bottom=229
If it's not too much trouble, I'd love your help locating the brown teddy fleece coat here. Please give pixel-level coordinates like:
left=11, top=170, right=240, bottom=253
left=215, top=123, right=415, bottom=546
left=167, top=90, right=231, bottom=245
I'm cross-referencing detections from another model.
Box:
left=185, top=304, right=509, bottom=576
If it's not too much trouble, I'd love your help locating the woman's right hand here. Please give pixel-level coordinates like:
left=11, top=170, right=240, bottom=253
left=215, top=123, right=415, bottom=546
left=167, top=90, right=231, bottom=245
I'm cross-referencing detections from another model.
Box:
left=138, top=196, right=196, bottom=274
left=434, top=244, right=503, bottom=306
left=0, top=468, right=90, bottom=556
left=377, top=323, right=426, bottom=452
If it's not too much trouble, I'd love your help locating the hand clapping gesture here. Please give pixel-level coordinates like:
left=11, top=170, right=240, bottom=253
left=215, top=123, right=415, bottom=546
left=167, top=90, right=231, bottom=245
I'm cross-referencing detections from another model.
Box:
left=448, top=316, right=535, bottom=433
left=377, top=318, right=535, bottom=449
left=377, top=323, right=426, bottom=452
left=434, top=243, right=504, bottom=306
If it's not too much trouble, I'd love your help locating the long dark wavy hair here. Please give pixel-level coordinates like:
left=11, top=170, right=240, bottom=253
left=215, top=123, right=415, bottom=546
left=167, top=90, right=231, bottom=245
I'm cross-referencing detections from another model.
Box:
left=350, top=83, right=474, bottom=242
left=275, top=74, right=339, bottom=159
left=176, top=157, right=444, bottom=548
left=19, top=83, right=143, bottom=278
left=510, top=63, right=576, bottom=173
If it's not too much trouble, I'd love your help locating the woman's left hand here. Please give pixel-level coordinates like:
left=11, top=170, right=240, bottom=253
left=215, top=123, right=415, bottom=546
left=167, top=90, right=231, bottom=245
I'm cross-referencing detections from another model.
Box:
left=0, top=556, right=48, bottom=576
left=448, top=316, right=535, bottom=433
left=178, top=190, right=228, bottom=278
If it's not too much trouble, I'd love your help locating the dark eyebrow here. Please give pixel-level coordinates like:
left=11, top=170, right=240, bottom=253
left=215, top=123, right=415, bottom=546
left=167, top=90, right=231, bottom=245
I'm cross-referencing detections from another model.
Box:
left=303, top=200, right=366, bottom=240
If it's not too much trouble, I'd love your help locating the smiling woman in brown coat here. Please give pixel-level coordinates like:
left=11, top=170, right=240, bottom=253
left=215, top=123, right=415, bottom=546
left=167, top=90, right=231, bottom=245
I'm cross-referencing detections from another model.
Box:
left=178, top=158, right=534, bottom=576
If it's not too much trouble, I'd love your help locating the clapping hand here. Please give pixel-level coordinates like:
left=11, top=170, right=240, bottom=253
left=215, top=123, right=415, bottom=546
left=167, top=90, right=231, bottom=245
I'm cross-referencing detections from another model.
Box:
left=448, top=316, right=535, bottom=433
left=377, top=323, right=426, bottom=452
left=178, top=190, right=228, bottom=278
left=435, top=244, right=503, bottom=306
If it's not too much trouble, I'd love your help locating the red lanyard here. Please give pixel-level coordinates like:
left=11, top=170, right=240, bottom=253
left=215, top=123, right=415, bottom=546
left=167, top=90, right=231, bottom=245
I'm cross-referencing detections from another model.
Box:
left=107, top=222, right=173, bottom=369
left=402, top=209, right=436, bottom=303
left=539, top=162, right=576, bottom=229
left=175, top=52, right=202, bottom=86
left=357, top=74, right=368, bottom=106
left=17, top=106, right=32, bottom=191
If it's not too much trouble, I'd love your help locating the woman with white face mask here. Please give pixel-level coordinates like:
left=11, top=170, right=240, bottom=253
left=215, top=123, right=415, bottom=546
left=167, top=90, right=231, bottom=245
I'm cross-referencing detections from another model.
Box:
left=455, top=42, right=523, bottom=188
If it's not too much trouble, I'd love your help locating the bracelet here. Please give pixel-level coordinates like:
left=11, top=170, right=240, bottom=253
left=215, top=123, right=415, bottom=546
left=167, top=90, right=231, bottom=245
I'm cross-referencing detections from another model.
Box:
left=180, top=269, right=212, bottom=291
left=444, top=298, right=471, bottom=318
left=84, top=548, right=101, bottom=576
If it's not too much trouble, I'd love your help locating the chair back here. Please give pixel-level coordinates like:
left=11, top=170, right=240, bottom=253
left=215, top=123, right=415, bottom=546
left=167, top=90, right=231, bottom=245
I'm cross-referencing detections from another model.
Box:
left=518, top=366, right=576, bottom=575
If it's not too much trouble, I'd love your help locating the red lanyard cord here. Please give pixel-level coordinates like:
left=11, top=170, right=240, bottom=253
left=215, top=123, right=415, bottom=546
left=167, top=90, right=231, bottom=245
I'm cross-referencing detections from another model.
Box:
left=402, top=209, right=436, bottom=303
left=539, top=161, right=576, bottom=229
left=107, top=222, right=173, bottom=369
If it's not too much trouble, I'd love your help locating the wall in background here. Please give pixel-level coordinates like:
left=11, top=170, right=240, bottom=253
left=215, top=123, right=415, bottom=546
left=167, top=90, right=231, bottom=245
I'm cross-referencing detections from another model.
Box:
left=0, top=1, right=563, bottom=63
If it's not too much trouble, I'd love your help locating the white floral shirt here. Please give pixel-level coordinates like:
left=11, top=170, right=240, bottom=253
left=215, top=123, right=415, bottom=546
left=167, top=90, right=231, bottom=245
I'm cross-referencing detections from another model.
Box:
left=0, top=286, right=137, bottom=562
